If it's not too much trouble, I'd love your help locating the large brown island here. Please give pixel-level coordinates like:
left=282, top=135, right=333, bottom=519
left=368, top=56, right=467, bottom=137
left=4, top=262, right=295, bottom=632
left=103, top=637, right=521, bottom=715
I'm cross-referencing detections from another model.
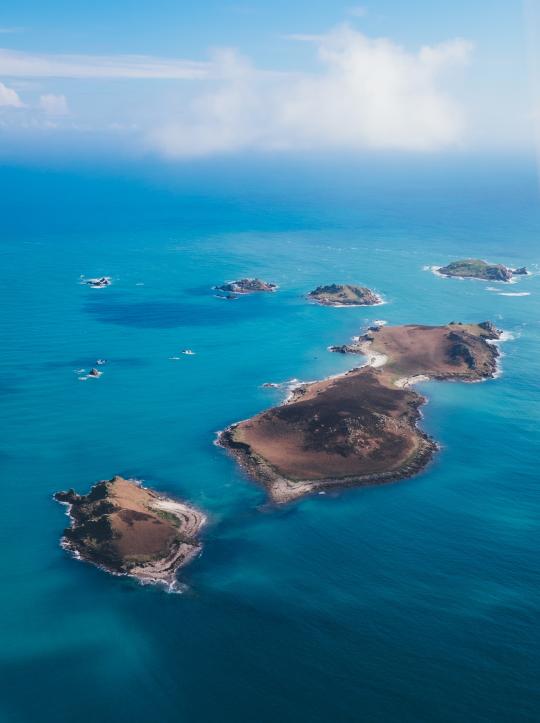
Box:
left=218, top=321, right=502, bottom=503
left=55, top=476, right=205, bottom=588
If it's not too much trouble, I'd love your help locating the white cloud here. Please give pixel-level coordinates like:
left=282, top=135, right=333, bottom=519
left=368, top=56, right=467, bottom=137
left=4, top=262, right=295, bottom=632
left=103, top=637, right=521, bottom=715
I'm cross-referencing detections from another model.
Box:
left=0, top=26, right=476, bottom=155
left=39, top=93, right=69, bottom=115
left=149, top=26, right=473, bottom=157
left=0, top=48, right=210, bottom=79
left=0, top=80, right=23, bottom=107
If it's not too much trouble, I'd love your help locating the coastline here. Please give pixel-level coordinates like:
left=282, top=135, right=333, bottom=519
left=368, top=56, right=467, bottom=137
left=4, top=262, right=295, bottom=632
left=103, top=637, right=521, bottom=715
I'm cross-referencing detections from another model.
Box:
left=307, top=295, right=386, bottom=308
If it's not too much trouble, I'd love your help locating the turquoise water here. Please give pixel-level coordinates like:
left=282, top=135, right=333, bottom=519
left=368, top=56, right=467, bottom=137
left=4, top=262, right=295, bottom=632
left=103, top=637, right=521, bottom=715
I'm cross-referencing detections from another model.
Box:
left=1, top=156, right=539, bottom=722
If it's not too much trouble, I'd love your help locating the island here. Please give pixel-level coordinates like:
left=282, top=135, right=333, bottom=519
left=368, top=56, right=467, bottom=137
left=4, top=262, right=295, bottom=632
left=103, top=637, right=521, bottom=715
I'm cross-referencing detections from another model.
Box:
left=307, top=283, right=382, bottom=306
left=55, top=475, right=205, bottom=588
left=215, top=278, right=277, bottom=294
left=218, top=321, right=501, bottom=503
left=437, top=259, right=528, bottom=282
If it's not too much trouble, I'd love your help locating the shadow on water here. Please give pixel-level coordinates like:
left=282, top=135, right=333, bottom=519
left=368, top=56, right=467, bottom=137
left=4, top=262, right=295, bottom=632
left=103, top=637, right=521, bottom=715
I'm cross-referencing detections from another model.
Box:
left=0, top=645, right=113, bottom=723
left=83, top=293, right=283, bottom=328
left=0, top=378, right=24, bottom=397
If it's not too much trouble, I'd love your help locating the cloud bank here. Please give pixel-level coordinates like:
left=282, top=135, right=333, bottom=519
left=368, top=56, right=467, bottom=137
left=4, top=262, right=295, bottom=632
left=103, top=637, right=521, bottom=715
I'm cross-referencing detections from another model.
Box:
left=0, top=26, right=473, bottom=157
left=148, top=27, right=472, bottom=157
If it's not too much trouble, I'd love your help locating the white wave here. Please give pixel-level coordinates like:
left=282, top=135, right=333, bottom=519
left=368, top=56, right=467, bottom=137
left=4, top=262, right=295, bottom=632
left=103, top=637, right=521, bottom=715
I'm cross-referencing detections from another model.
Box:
left=423, top=265, right=445, bottom=277
left=498, top=330, right=515, bottom=342
left=484, top=329, right=516, bottom=380
left=498, top=292, right=530, bottom=297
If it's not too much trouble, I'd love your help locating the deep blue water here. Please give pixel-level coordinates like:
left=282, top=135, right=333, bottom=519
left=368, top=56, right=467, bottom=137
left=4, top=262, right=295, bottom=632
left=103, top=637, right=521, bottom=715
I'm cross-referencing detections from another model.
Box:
left=1, top=155, right=539, bottom=723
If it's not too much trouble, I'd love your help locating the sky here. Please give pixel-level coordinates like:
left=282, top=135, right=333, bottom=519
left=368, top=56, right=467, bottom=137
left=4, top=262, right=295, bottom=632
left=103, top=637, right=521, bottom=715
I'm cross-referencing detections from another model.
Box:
left=0, top=0, right=537, bottom=162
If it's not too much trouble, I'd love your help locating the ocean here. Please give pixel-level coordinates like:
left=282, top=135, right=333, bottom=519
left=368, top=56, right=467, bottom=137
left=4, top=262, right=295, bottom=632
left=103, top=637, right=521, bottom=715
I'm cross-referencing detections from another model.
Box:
left=1, top=154, right=539, bottom=722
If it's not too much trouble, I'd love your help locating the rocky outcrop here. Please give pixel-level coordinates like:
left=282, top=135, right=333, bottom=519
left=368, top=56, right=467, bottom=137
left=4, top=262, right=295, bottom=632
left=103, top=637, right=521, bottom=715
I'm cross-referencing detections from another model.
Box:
left=447, top=336, right=477, bottom=369
left=478, top=320, right=501, bottom=338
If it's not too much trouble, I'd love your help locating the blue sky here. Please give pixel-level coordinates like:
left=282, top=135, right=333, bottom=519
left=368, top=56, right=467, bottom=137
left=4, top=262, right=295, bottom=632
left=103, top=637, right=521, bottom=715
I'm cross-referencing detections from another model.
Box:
left=0, top=1, right=536, bottom=161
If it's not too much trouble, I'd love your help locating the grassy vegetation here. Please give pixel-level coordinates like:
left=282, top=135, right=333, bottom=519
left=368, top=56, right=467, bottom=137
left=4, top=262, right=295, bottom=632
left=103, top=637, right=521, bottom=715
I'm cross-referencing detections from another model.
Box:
left=154, top=509, right=181, bottom=527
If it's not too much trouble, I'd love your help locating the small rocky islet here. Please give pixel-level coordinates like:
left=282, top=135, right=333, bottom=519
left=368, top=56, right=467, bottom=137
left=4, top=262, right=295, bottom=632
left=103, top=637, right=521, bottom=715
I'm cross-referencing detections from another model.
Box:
left=437, top=259, right=528, bottom=282
left=84, top=276, right=111, bottom=288
left=307, top=283, right=382, bottom=306
left=55, top=476, right=205, bottom=588
left=215, top=278, right=277, bottom=295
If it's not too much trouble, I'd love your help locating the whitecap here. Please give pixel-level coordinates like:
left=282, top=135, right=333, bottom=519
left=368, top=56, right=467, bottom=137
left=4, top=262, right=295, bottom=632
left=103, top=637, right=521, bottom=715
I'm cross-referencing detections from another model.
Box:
left=423, top=265, right=445, bottom=277
left=498, top=330, right=515, bottom=342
